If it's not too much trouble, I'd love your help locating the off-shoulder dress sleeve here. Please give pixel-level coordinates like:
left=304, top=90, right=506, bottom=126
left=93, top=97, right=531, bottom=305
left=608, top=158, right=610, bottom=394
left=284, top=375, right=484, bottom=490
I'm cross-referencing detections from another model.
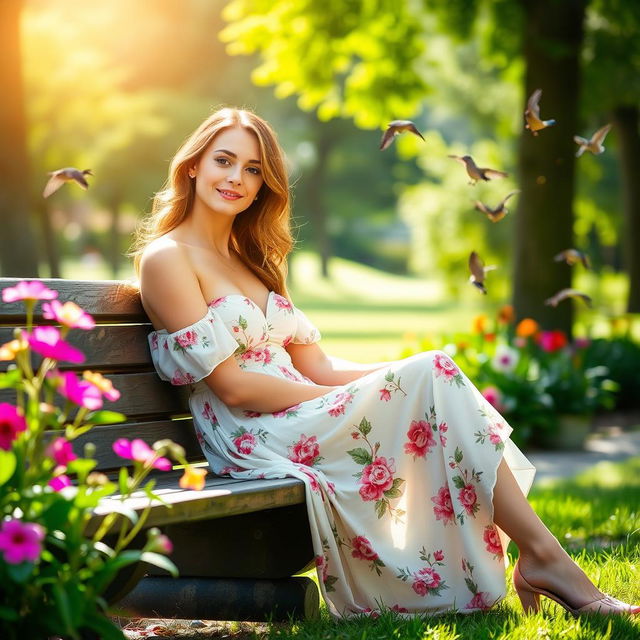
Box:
left=291, top=305, right=322, bottom=345
left=148, top=306, right=239, bottom=385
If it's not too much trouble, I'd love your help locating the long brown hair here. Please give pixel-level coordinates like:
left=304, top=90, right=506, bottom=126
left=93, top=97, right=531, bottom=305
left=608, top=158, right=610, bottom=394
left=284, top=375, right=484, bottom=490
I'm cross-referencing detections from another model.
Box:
left=128, top=108, right=293, bottom=296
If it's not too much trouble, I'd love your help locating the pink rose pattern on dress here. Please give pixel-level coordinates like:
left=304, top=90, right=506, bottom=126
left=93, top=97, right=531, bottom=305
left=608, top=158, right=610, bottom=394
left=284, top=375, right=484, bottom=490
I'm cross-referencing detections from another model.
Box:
left=433, top=353, right=465, bottom=388
left=474, top=418, right=507, bottom=451
left=449, top=446, right=483, bottom=524
left=404, top=407, right=440, bottom=459
left=431, top=486, right=455, bottom=526
left=483, top=525, right=503, bottom=558
left=287, top=433, right=323, bottom=466
left=230, top=426, right=268, bottom=456
left=348, top=416, right=405, bottom=521
left=342, top=535, right=386, bottom=576
left=462, top=558, right=496, bottom=610
left=397, top=548, right=449, bottom=597
left=315, top=385, right=359, bottom=417
left=378, top=370, right=407, bottom=402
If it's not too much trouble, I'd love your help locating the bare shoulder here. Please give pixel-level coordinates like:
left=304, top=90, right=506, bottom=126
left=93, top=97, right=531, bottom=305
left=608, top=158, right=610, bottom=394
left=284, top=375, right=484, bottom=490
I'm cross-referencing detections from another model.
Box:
left=139, top=236, right=208, bottom=332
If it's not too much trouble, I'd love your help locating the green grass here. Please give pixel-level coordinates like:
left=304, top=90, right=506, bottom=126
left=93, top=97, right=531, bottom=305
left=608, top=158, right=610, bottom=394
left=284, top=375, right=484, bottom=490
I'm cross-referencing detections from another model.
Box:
left=118, top=458, right=640, bottom=639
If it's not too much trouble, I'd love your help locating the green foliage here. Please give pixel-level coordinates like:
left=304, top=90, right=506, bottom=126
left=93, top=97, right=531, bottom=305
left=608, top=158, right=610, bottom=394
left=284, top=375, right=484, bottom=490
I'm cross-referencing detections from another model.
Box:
left=220, top=0, right=428, bottom=127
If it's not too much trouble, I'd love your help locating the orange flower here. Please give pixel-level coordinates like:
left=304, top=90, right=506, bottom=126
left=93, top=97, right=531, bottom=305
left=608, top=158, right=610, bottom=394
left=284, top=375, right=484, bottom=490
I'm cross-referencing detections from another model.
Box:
left=515, top=318, right=539, bottom=338
left=497, top=305, right=515, bottom=325
left=83, top=371, right=121, bottom=401
left=484, top=332, right=496, bottom=342
left=179, top=466, right=207, bottom=491
left=472, top=314, right=488, bottom=335
left=0, top=338, right=27, bottom=361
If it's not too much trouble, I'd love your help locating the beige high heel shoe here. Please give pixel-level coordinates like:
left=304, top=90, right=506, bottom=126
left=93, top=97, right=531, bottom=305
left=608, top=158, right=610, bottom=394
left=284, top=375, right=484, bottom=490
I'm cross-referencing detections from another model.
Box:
left=513, top=560, right=640, bottom=616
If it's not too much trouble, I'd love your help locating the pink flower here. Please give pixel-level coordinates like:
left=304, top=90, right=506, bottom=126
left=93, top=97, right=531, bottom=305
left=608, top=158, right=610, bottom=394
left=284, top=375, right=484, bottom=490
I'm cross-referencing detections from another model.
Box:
left=481, top=386, right=506, bottom=413
left=24, top=326, right=85, bottom=363
left=175, top=330, right=198, bottom=348
left=282, top=335, right=293, bottom=347
left=52, top=370, right=103, bottom=410
left=202, top=401, right=218, bottom=424
left=150, top=333, right=159, bottom=350
left=466, top=591, right=492, bottom=610
left=359, top=456, right=395, bottom=501
left=379, top=388, right=391, bottom=402
left=404, top=419, right=436, bottom=458
left=112, top=438, right=172, bottom=470
left=488, top=425, right=503, bottom=446
left=334, top=391, right=353, bottom=404
left=46, top=437, right=77, bottom=466
left=433, top=353, right=460, bottom=381
left=288, top=434, right=320, bottom=466
left=273, top=294, right=293, bottom=311
left=42, top=299, right=95, bottom=330
left=0, top=403, right=27, bottom=450
left=431, top=486, right=455, bottom=525
left=537, top=330, right=568, bottom=353
left=234, top=432, right=257, bottom=455
left=574, top=337, right=591, bottom=350
left=48, top=474, right=72, bottom=491
left=433, top=549, right=444, bottom=562
left=0, top=518, right=45, bottom=564
left=483, top=525, right=503, bottom=556
left=458, top=484, right=478, bottom=515
left=278, top=365, right=299, bottom=381
left=315, top=555, right=328, bottom=581
left=299, top=467, right=321, bottom=493
left=350, top=536, right=378, bottom=561
left=351, top=430, right=360, bottom=439
left=328, top=403, right=346, bottom=417
left=412, top=567, right=441, bottom=595
left=391, top=604, right=409, bottom=613
left=243, top=410, right=262, bottom=418
left=171, top=370, right=196, bottom=385
left=2, top=281, right=58, bottom=303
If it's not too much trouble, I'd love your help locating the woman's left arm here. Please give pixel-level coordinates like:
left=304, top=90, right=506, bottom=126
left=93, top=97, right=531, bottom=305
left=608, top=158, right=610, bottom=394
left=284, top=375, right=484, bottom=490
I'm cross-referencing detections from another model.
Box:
left=285, top=342, right=390, bottom=386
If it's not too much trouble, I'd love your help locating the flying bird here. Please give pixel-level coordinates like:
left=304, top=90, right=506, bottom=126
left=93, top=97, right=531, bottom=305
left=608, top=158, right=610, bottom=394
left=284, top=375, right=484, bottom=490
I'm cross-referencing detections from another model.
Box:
left=544, top=288, right=592, bottom=308
left=468, top=251, right=497, bottom=295
left=524, top=89, right=556, bottom=135
left=43, top=168, right=93, bottom=198
left=448, top=155, right=508, bottom=185
left=474, top=190, right=520, bottom=223
left=379, top=120, right=425, bottom=151
left=574, top=124, right=612, bottom=157
left=554, top=249, right=591, bottom=270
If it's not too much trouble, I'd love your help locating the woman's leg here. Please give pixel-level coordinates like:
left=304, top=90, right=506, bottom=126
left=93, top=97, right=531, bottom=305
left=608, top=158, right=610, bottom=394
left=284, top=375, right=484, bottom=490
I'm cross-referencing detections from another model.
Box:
left=492, top=458, right=605, bottom=608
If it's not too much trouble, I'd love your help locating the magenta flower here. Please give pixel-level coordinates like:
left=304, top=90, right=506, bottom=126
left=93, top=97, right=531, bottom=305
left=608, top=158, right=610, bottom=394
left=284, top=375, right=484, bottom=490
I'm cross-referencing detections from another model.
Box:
left=0, top=518, right=45, bottom=564
left=48, top=474, right=73, bottom=492
left=42, top=299, right=95, bottom=330
left=0, top=403, right=27, bottom=450
left=112, top=438, right=172, bottom=471
left=46, top=437, right=77, bottom=466
left=24, top=326, right=85, bottom=363
left=52, top=371, right=102, bottom=410
left=2, top=281, right=58, bottom=303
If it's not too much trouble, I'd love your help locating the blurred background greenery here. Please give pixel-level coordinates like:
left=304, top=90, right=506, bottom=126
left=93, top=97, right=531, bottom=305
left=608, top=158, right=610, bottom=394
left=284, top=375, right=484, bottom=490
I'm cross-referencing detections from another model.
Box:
left=1, top=0, right=640, bottom=361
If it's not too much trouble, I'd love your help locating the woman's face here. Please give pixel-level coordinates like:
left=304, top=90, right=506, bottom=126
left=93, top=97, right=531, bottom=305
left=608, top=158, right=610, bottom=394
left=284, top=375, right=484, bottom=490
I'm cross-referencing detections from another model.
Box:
left=191, top=126, right=264, bottom=218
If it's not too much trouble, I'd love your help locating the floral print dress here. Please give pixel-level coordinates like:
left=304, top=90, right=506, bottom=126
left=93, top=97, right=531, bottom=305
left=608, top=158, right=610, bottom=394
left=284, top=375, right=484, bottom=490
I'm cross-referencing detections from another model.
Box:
left=148, top=292, right=536, bottom=618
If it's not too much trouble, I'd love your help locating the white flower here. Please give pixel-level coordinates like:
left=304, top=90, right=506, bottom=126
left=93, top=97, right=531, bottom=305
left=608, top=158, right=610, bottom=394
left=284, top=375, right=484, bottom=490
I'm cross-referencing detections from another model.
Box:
left=491, top=344, right=520, bottom=373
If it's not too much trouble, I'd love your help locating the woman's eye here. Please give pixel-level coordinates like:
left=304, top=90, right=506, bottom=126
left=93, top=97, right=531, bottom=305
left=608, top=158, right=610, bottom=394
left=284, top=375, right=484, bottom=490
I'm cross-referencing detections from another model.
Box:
left=247, top=167, right=261, bottom=175
left=215, top=157, right=230, bottom=166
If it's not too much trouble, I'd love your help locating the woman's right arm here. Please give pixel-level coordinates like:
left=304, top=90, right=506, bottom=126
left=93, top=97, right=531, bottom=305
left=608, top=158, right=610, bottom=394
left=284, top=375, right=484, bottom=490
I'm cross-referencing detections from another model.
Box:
left=140, top=244, right=337, bottom=412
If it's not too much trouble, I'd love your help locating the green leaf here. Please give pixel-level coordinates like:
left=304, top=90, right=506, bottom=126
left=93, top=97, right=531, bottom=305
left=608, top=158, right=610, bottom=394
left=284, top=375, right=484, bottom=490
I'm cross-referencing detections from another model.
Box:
left=0, top=449, right=16, bottom=486
left=384, top=371, right=394, bottom=382
left=384, top=487, right=402, bottom=499
left=0, top=368, right=22, bottom=389
left=346, top=447, right=372, bottom=466
left=452, top=475, right=466, bottom=489
left=6, top=561, right=35, bottom=584
left=140, top=551, right=179, bottom=577
left=82, top=611, right=126, bottom=640
left=454, top=447, right=463, bottom=463
left=67, top=458, right=97, bottom=477
left=118, top=466, right=129, bottom=495
left=41, top=497, right=74, bottom=529
left=358, top=416, right=372, bottom=436
left=51, top=583, right=75, bottom=639
left=85, top=411, right=126, bottom=425
left=374, top=499, right=387, bottom=519
left=0, top=604, right=19, bottom=621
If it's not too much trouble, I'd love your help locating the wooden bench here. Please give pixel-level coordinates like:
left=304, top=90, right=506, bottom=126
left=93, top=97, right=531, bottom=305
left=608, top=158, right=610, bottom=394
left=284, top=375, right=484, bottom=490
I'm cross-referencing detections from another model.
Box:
left=0, top=277, right=318, bottom=623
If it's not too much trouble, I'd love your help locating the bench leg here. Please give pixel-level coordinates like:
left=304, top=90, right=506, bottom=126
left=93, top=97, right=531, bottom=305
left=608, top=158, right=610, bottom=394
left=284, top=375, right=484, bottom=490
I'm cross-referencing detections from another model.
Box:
left=111, top=575, right=320, bottom=622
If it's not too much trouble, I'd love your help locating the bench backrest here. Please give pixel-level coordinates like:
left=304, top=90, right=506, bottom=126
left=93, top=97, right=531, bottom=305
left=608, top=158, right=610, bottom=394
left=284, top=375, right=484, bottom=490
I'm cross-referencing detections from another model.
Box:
left=0, top=278, right=204, bottom=472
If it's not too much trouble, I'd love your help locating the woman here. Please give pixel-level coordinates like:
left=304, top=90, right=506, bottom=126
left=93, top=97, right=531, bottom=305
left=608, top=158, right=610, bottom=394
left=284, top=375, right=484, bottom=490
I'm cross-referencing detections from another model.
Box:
left=130, top=107, right=638, bottom=618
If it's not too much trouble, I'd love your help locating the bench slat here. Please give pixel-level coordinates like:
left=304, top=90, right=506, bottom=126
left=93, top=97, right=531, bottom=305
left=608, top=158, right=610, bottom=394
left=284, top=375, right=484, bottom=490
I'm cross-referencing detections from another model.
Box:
left=0, top=324, right=155, bottom=373
left=0, top=279, right=144, bottom=324
left=86, top=475, right=306, bottom=535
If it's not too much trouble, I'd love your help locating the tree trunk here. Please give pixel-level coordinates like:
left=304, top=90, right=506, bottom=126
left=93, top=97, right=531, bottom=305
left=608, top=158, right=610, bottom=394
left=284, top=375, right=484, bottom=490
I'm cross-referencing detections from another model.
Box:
left=611, top=105, right=640, bottom=313
left=513, top=0, right=587, bottom=335
left=0, top=0, right=40, bottom=276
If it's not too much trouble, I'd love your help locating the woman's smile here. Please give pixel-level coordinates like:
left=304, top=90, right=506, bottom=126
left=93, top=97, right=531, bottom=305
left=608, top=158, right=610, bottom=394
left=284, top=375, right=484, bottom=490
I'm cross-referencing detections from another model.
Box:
left=217, top=188, right=243, bottom=200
